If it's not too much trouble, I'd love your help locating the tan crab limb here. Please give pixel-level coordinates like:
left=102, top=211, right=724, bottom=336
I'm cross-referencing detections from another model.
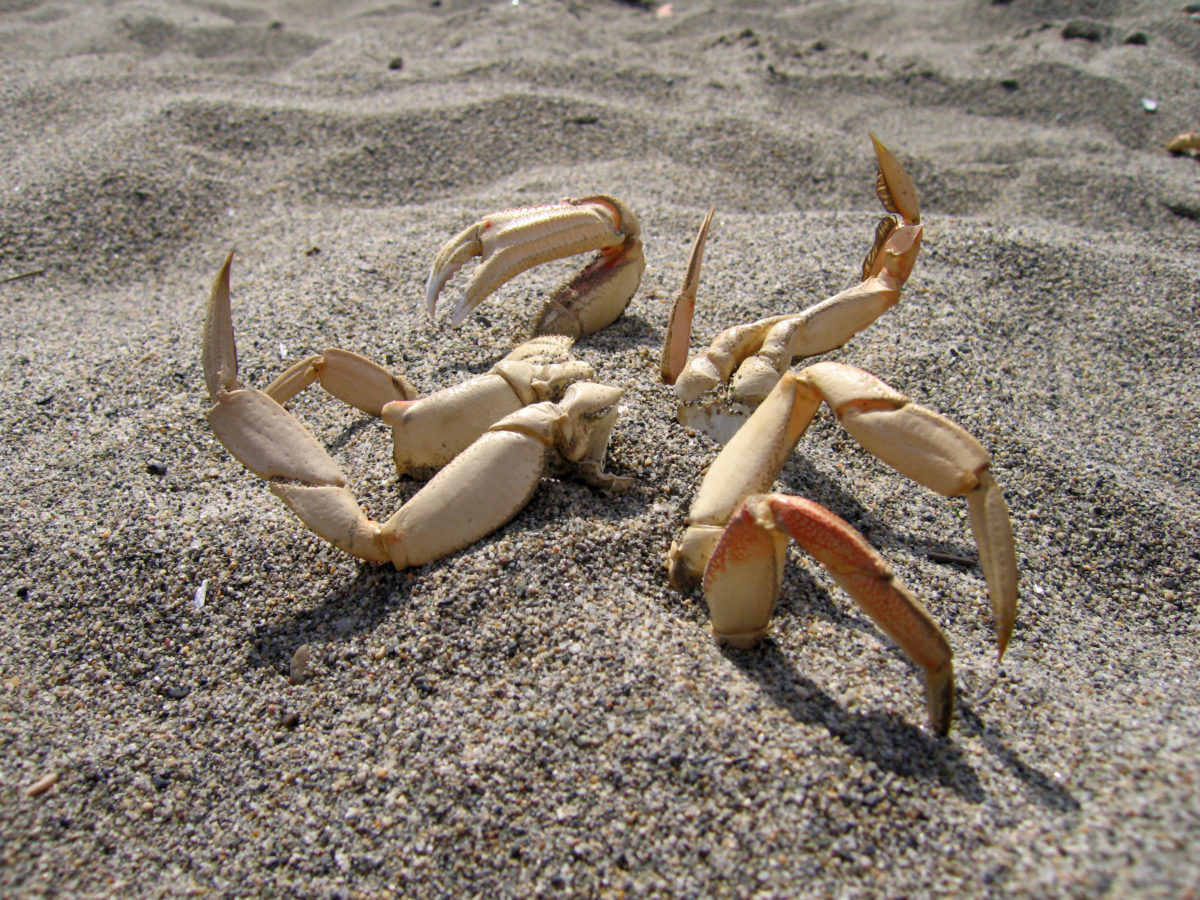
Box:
left=269, top=484, right=390, bottom=562
left=376, top=430, right=547, bottom=569
left=265, top=350, right=416, bottom=415
left=805, top=361, right=1018, bottom=657
left=705, top=494, right=954, bottom=733
left=202, top=255, right=390, bottom=560
left=202, top=251, right=240, bottom=399
left=661, top=208, right=715, bottom=385
left=375, top=381, right=630, bottom=568
left=965, top=471, right=1018, bottom=659
left=208, top=390, right=392, bottom=564
left=669, top=371, right=822, bottom=591
left=869, top=133, right=921, bottom=225
left=726, top=271, right=913, bottom=404
left=670, top=362, right=1017, bottom=659
left=379, top=336, right=594, bottom=478
left=670, top=138, right=924, bottom=405
left=426, top=195, right=645, bottom=338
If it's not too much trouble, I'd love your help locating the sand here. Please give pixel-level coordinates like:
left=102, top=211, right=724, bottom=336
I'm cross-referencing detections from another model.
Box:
left=2, top=0, right=1198, bottom=897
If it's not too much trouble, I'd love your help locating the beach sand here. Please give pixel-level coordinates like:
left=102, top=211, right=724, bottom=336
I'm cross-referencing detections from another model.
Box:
left=2, top=1, right=1198, bottom=896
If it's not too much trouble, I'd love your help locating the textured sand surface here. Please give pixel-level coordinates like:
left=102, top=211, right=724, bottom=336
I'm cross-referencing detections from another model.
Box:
left=2, top=1, right=1198, bottom=897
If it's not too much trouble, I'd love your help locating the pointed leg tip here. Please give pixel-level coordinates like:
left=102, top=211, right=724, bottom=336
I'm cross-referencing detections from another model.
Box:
left=203, top=250, right=241, bottom=401
left=925, top=659, right=955, bottom=736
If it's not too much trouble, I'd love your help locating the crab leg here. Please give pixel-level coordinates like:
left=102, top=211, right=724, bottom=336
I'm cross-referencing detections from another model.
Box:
left=705, top=494, right=955, bottom=734
left=666, top=136, right=923, bottom=404
left=203, top=254, right=392, bottom=562
left=426, top=195, right=645, bottom=338
left=669, top=362, right=1018, bottom=660
left=660, top=207, right=714, bottom=384
left=379, top=336, right=594, bottom=478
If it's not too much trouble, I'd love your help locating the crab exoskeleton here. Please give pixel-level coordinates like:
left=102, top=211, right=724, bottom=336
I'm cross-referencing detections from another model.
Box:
left=661, top=136, right=1018, bottom=735
left=202, top=253, right=631, bottom=571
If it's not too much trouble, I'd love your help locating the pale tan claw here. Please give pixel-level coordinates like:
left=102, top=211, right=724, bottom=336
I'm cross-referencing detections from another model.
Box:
left=705, top=494, right=954, bottom=734
left=203, top=255, right=629, bottom=571
left=426, top=195, right=646, bottom=338
left=965, top=471, right=1018, bottom=659
left=202, top=251, right=239, bottom=400
left=669, top=137, right=924, bottom=406
left=669, top=363, right=1017, bottom=732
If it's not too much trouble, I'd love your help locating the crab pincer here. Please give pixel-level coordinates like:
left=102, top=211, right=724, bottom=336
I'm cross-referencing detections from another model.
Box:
left=425, top=195, right=645, bottom=338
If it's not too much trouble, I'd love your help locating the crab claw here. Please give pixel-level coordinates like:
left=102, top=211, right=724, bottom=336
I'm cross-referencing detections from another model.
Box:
left=425, top=195, right=645, bottom=338
left=704, top=493, right=955, bottom=735
left=665, top=137, right=925, bottom=408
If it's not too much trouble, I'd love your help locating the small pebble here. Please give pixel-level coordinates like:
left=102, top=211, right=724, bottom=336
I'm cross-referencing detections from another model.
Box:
left=290, top=644, right=312, bottom=684
left=26, top=771, right=59, bottom=797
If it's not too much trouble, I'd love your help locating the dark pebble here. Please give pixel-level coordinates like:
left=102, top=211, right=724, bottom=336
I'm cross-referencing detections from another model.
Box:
left=146, top=462, right=168, bottom=476
left=1062, top=19, right=1109, bottom=42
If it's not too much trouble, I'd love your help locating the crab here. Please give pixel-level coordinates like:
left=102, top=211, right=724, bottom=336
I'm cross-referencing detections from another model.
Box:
left=201, top=247, right=632, bottom=570
left=661, top=136, right=1018, bottom=734
left=200, top=137, right=1017, bottom=734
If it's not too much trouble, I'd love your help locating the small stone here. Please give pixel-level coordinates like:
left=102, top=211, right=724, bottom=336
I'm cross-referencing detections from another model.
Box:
left=388, top=56, right=404, bottom=70
left=145, top=462, right=167, bottom=476
left=1122, top=31, right=1148, bottom=45
left=281, top=711, right=300, bottom=729
left=290, top=644, right=312, bottom=684
left=27, top=772, right=59, bottom=797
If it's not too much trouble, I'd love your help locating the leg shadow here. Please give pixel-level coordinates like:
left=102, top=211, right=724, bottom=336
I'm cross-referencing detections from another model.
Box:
left=726, top=640, right=986, bottom=801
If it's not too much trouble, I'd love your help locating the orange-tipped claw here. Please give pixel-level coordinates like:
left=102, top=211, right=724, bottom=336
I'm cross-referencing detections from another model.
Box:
left=705, top=493, right=955, bottom=734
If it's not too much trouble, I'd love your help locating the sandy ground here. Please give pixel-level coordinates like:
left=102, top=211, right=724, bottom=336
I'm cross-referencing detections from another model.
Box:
left=2, top=1, right=1198, bottom=897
